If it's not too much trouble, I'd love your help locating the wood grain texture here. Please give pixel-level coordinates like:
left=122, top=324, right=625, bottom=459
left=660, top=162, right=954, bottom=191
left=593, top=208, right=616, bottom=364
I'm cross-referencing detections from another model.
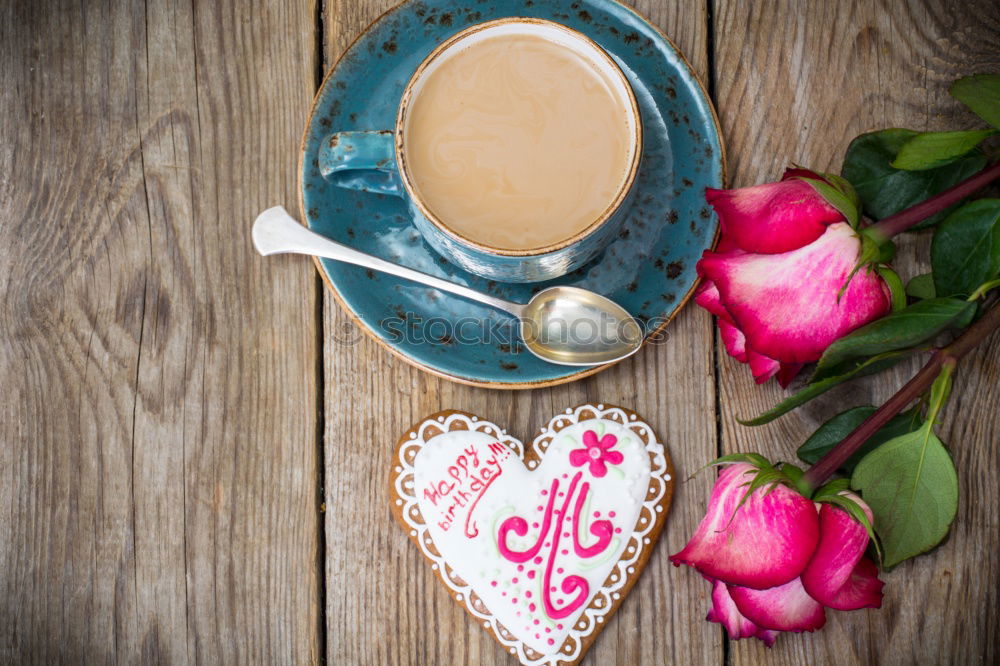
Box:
left=712, top=0, right=1000, bottom=664
left=0, top=0, right=321, bottom=663
left=4, top=0, right=998, bottom=663
left=321, top=1, right=721, bottom=664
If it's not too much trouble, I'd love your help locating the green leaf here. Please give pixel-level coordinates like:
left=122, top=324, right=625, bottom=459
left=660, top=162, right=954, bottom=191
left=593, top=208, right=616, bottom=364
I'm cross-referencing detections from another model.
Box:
left=925, top=363, right=954, bottom=426
left=823, top=172, right=863, bottom=210
left=876, top=266, right=906, bottom=311
left=875, top=239, right=897, bottom=263
left=797, top=406, right=923, bottom=473
left=953, top=301, right=979, bottom=329
left=851, top=423, right=958, bottom=568
left=950, top=74, right=1000, bottom=129
left=812, top=478, right=851, bottom=496
left=779, top=463, right=812, bottom=497
left=812, top=298, right=975, bottom=380
left=741, top=351, right=910, bottom=426
left=906, top=273, right=936, bottom=300
left=799, top=177, right=860, bottom=228
left=855, top=229, right=896, bottom=270
left=842, top=129, right=988, bottom=229
left=890, top=130, right=996, bottom=171
left=690, top=452, right=772, bottom=481
left=969, top=277, right=1000, bottom=302
left=708, top=453, right=806, bottom=484
left=931, top=199, right=1000, bottom=298
left=706, top=452, right=772, bottom=469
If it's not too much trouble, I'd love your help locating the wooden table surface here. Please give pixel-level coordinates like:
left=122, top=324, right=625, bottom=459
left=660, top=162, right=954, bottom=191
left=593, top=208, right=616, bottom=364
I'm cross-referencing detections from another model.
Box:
left=2, top=0, right=998, bottom=663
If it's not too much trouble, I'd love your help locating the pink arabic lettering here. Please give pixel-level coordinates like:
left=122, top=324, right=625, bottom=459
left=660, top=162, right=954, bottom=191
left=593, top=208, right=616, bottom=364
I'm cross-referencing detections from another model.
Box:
left=497, top=470, right=614, bottom=620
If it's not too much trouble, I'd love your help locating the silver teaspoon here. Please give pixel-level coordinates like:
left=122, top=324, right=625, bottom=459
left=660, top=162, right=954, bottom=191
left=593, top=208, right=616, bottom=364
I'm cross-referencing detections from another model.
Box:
left=252, top=206, right=643, bottom=367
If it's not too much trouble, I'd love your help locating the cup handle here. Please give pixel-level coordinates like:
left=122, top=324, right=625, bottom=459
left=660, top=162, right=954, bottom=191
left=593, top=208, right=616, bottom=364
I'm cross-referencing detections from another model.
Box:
left=318, top=130, right=404, bottom=197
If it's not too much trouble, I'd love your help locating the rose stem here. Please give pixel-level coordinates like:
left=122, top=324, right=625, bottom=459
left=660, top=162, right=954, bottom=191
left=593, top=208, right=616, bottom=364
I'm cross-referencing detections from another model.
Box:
left=866, top=161, right=1000, bottom=240
left=801, top=301, right=1000, bottom=490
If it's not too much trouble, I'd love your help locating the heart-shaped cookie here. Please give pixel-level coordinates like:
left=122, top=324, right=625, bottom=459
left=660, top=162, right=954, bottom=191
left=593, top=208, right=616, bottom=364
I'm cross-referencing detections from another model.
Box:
left=390, top=404, right=674, bottom=665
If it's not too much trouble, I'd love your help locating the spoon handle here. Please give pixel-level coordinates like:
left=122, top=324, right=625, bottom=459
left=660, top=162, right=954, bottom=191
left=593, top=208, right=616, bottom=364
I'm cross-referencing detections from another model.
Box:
left=252, top=207, right=524, bottom=317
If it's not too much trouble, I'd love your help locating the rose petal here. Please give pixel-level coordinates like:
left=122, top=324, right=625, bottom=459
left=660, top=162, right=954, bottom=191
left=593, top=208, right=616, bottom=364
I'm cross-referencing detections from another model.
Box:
left=705, top=179, right=842, bottom=254
left=696, top=283, right=751, bottom=362
left=669, top=463, right=820, bottom=589
left=719, top=319, right=748, bottom=362
left=776, top=362, right=804, bottom=388
left=706, top=578, right=779, bottom=646
left=801, top=499, right=884, bottom=610
left=695, top=281, right=732, bottom=322
left=699, top=281, right=804, bottom=385
left=728, top=577, right=827, bottom=632
left=700, top=282, right=806, bottom=385
left=781, top=167, right=827, bottom=183
left=822, top=557, right=884, bottom=611
left=699, top=223, right=891, bottom=363
left=714, top=233, right=740, bottom=253
left=747, top=349, right=780, bottom=384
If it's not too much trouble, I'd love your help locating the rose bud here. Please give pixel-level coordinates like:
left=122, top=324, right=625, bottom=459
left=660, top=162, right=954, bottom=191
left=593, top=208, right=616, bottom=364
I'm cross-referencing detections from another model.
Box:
left=671, top=462, right=884, bottom=645
left=697, top=169, right=892, bottom=386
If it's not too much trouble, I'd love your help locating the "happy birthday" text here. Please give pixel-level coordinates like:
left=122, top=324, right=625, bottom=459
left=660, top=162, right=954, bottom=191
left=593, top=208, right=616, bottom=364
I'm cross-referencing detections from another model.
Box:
left=422, top=441, right=510, bottom=536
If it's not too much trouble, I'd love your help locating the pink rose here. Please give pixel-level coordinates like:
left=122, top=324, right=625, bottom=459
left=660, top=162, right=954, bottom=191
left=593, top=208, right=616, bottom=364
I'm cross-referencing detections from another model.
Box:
left=697, top=169, right=892, bottom=386
left=670, top=463, right=884, bottom=646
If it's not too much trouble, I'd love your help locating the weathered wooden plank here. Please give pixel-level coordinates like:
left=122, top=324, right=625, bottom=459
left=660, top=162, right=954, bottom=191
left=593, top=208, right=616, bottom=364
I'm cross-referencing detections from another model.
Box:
left=321, top=1, right=721, bottom=664
left=0, top=0, right=320, bottom=662
left=712, top=1, right=1000, bottom=663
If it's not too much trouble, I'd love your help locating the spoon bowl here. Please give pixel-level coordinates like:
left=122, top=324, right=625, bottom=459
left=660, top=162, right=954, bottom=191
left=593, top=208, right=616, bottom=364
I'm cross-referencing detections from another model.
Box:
left=520, top=287, right=644, bottom=366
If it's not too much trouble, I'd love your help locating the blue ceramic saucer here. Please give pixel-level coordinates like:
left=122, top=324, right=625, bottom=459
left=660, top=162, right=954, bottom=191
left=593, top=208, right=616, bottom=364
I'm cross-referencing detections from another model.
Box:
left=299, top=0, right=724, bottom=388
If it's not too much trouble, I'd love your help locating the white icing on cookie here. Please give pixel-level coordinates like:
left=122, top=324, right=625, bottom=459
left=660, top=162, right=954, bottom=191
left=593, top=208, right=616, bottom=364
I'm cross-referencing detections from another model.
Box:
left=394, top=406, right=670, bottom=666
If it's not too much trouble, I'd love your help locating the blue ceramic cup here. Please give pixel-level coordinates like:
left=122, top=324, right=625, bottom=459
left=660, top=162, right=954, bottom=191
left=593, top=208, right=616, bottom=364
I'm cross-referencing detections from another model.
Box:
left=318, top=18, right=642, bottom=283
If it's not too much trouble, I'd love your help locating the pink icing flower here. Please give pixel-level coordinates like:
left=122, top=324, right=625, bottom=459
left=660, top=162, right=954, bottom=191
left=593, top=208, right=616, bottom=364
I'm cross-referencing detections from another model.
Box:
left=670, top=463, right=883, bottom=646
left=697, top=168, right=892, bottom=387
left=569, top=430, right=622, bottom=478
